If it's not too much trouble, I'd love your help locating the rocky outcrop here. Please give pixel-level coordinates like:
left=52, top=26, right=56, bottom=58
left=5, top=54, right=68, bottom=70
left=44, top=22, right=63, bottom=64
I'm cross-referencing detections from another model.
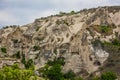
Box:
left=0, top=6, right=120, bottom=77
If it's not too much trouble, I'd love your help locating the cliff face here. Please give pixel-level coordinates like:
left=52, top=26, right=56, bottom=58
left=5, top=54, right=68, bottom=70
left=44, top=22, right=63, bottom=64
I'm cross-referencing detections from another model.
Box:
left=0, top=6, right=120, bottom=77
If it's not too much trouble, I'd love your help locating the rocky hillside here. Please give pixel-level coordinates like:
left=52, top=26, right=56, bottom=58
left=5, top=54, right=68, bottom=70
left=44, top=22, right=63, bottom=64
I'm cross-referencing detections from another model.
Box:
left=0, top=6, right=120, bottom=79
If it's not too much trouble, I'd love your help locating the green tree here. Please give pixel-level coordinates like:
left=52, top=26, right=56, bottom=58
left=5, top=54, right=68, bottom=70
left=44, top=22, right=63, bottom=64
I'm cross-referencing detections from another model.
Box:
left=40, top=58, right=65, bottom=80
left=45, top=64, right=64, bottom=80
left=0, top=64, right=37, bottom=80
left=70, top=10, right=75, bottom=15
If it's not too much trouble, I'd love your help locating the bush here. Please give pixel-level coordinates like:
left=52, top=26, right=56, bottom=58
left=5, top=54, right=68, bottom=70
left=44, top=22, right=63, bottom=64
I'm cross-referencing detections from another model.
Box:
left=40, top=58, right=65, bottom=80
left=92, top=25, right=113, bottom=35
left=64, top=70, right=75, bottom=80
left=70, top=10, right=75, bottom=15
left=40, top=58, right=80, bottom=80
left=45, top=64, right=64, bottom=80
left=12, top=39, right=18, bottom=43
left=0, top=64, right=37, bottom=80
left=101, top=71, right=117, bottom=80
left=36, top=27, right=40, bottom=31
left=75, top=77, right=83, bottom=80
left=103, top=38, right=120, bottom=49
left=92, top=39, right=103, bottom=47
left=25, top=59, right=34, bottom=70
left=21, top=53, right=34, bottom=70
left=11, top=63, right=20, bottom=69
left=15, top=51, right=21, bottom=59
left=112, top=38, right=120, bottom=46
left=47, top=58, right=65, bottom=66
left=92, top=76, right=100, bottom=80
left=33, top=45, right=39, bottom=51
left=1, top=47, right=7, bottom=53
left=59, top=11, right=66, bottom=15
left=21, top=53, right=26, bottom=64
left=100, top=26, right=109, bottom=33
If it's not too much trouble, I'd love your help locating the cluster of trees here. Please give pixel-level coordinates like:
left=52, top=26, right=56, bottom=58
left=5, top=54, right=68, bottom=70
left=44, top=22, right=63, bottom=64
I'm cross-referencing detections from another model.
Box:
left=39, top=58, right=65, bottom=80
left=0, top=64, right=38, bottom=80
left=38, top=57, right=118, bottom=80
left=57, top=10, right=75, bottom=17
left=0, top=59, right=117, bottom=80
left=39, top=58, right=83, bottom=80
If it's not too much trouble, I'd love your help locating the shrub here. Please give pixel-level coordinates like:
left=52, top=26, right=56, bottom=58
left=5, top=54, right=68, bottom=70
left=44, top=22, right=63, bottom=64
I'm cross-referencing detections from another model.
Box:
left=25, top=59, right=34, bottom=70
left=92, top=76, right=100, bottom=80
left=21, top=53, right=26, bottom=64
left=100, top=25, right=109, bottom=33
left=15, top=51, right=21, bottom=59
left=53, top=49, right=57, bottom=54
left=11, top=63, right=20, bottom=69
left=75, top=77, right=83, bottom=80
left=33, top=45, right=39, bottom=51
left=103, top=38, right=120, bottom=49
left=59, top=11, right=66, bottom=15
left=12, top=39, right=18, bottom=43
left=47, top=58, right=65, bottom=66
left=92, top=39, right=103, bottom=47
left=112, top=38, right=120, bottom=46
left=70, top=10, right=75, bottom=15
left=45, top=64, right=64, bottom=80
left=21, top=53, right=34, bottom=70
left=0, top=64, right=37, bottom=80
left=101, top=71, right=117, bottom=80
left=36, top=27, right=40, bottom=31
left=40, top=57, right=84, bottom=80
left=40, top=58, right=65, bottom=80
left=1, top=47, right=7, bottom=53
left=92, top=25, right=113, bottom=36
left=64, top=70, right=75, bottom=80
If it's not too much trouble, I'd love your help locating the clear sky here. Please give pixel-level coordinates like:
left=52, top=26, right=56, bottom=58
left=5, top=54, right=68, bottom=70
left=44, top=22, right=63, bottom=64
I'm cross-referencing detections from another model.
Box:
left=0, top=0, right=120, bottom=27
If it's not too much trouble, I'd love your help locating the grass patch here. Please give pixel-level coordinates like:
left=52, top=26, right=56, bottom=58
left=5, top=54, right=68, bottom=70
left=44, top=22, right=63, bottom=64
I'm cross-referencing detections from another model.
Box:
left=90, top=25, right=114, bottom=36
